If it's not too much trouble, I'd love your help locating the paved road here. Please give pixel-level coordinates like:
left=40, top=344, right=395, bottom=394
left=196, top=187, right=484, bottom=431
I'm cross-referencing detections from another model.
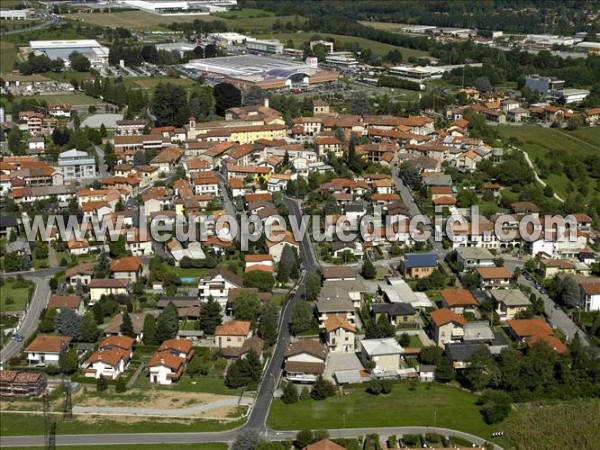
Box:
left=0, top=268, right=58, bottom=364
left=390, top=163, right=446, bottom=256
left=0, top=426, right=503, bottom=449
left=245, top=196, right=319, bottom=430
left=517, top=274, right=591, bottom=346
left=215, top=172, right=239, bottom=239
left=94, top=144, right=109, bottom=179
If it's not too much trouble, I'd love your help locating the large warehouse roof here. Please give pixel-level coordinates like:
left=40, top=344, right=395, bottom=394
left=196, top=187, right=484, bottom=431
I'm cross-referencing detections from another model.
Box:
left=184, top=55, right=316, bottom=82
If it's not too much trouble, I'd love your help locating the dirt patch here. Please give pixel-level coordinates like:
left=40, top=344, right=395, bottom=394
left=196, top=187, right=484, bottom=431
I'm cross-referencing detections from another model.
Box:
left=74, top=414, right=201, bottom=426
left=73, top=388, right=234, bottom=410
left=202, top=405, right=246, bottom=419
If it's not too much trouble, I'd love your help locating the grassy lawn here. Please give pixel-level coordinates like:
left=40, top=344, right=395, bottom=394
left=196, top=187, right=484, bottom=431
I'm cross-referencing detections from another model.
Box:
left=44, top=70, right=93, bottom=84
left=166, top=265, right=212, bottom=283
left=3, top=445, right=227, bottom=450
left=406, top=334, right=423, bottom=348
left=65, top=11, right=305, bottom=32
left=495, top=125, right=600, bottom=201
left=2, top=28, right=90, bottom=44
left=0, top=40, right=19, bottom=73
left=134, top=374, right=240, bottom=396
left=15, top=92, right=103, bottom=106
left=215, top=8, right=275, bottom=19
left=267, top=381, right=505, bottom=441
left=0, top=412, right=241, bottom=436
left=255, top=32, right=428, bottom=59
left=270, top=291, right=288, bottom=309
left=0, top=280, right=32, bottom=312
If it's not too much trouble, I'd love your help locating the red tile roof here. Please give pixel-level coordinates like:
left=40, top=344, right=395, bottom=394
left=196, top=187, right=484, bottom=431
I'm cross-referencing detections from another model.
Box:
left=25, top=335, right=71, bottom=354
left=430, top=308, right=467, bottom=327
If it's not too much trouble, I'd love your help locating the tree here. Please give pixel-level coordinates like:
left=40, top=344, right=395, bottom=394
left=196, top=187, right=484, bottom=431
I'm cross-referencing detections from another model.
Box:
left=558, top=276, right=580, bottom=307
left=242, top=86, right=265, bottom=106
left=435, top=356, right=455, bottom=382
left=456, top=189, right=479, bottom=208
left=59, top=347, right=78, bottom=374
left=39, top=308, right=57, bottom=333
left=69, top=51, right=91, bottom=72
left=115, top=376, right=127, bottom=393
left=214, top=82, right=242, bottom=116
left=398, top=332, right=411, bottom=347
left=225, top=350, right=263, bottom=388
left=419, top=345, right=443, bottom=365
left=7, top=127, right=23, bottom=154
left=311, top=375, right=335, bottom=400
left=108, top=235, right=127, bottom=258
left=231, top=429, right=263, bottom=450
left=305, top=271, right=322, bottom=301
left=151, top=82, right=191, bottom=127
left=133, top=151, right=146, bottom=166
left=204, top=43, right=217, bottom=58
left=80, top=314, right=99, bottom=342
left=142, top=314, right=156, bottom=345
left=296, top=430, right=315, bottom=448
left=141, top=45, right=158, bottom=63
left=93, top=302, right=104, bottom=325
left=367, top=377, right=383, bottom=395
left=361, top=259, right=377, bottom=279
left=465, top=347, right=499, bottom=391
left=543, top=185, right=554, bottom=197
left=120, top=311, right=136, bottom=338
left=479, top=390, right=511, bottom=424
left=281, top=381, right=299, bottom=404
left=154, top=302, right=178, bottom=344
left=290, top=302, right=314, bottom=335
left=198, top=296, right=222, bottom=335
left=49, top=58, right=65, bottom=73
left=96, top=374, right=108, bottom=392
left=234, top=289, right=263, bottom=323
left=243, top=270, right=275, bottom=292
left=55, top=309, right=82, bottom=341
left=258, top=305, right=278, bottom=346
left=474, top=76, right=492, bottom=92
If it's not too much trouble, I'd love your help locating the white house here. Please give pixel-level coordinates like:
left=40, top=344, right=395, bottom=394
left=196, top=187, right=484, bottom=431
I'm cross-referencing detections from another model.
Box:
left=88, top=279, right=129, bottom=305
left=360, top=338, right=404, bottom=373
left=581, top=281, right=600, bottom=311
left=147, top=351, right=186, bottom=385
left=25, top=335, right=71, bottom=367
left=266, top=231, right=300, bottom=263
left=198, top=268, right=244, bottom=310
left=83, top=336, right=134, bottom=380
left=283, top=340, right=329, bottom=383
left=324, top=314, right=357, bottom=353
left=47, top=295, right=85, bottom=316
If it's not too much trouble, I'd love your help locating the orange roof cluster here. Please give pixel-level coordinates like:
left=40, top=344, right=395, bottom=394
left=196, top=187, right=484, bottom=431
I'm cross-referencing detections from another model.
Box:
left=430, top=308, right=467, bottom=327
left=324, top=314, right=357, bottom=333
left=441, top=289, right=478, bottom=307
left=215, top=320, right=251, bottom=337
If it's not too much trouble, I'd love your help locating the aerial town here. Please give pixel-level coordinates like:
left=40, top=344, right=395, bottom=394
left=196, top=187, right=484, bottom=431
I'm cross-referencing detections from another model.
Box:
left=0, top=1, right=599, bottom=450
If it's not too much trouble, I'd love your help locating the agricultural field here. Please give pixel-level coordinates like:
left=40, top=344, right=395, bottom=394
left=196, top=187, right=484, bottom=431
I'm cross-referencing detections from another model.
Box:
left=358, top=20, right=408, bottom=32
left=255, top=31, right=429, bottom=59
left=495, top=125, right=600, bottom=201
left=65, top=10, right=306, bottom=32
left=1, top=445, right=226, bottom=450
left=121, top=76, right=196, bottom=90
left=506, top=399, right=600, bottom=450
left=0, top=40, right=19, bottom=73
left=214, top=8, right=274, bottom=19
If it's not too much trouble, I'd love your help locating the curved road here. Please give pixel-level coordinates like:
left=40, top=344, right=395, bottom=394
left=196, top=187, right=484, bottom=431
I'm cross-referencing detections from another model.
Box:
left=0, top=426, right=503, bottom=449
left=1, top=268, right=58, bottom=364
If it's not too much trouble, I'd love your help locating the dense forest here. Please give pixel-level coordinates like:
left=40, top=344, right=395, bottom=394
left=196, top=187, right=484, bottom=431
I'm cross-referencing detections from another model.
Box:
left=242, top=0, right=599, bottom=35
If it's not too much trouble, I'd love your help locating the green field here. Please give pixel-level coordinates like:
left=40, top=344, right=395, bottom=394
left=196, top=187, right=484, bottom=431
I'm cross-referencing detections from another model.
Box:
left=65, top=10, right=306, bottom=32
left=122, top=76, right=195, bottom=90
left=215, top=8, right=275, bottom=19
left=0, top=40, right=19, bottom=72
left=15, top=92, right=103, bottom=106
left=255, top=32, right=428, bottom=59
left=0, top=280, right=32, bottom=312
left=495, top=125, right=600, bottom=201
left=358, top=21, right=408, bottom=32
left=0, top=412, right=241, bottom=436
left=2, top=27, right=89, bottom=43
left=267, top=381, right=506, bottom=442
left=44, top=70, right=93, bottom=84
left=2, top=445, right=227, bottom=450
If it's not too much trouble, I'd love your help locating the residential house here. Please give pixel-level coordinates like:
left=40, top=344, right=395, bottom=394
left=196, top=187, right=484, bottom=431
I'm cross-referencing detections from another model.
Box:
left=580, top=280, right=600, bottom=311
left=88, top=279, right=129, bottom=305
left=446, top=342, right=487, bottom=369
left=401, top=253, right=438, bottom=279
left=371, top=303, right=416, bottom=326
left=507, top=319, right=566, bottom=353
left=65, top=263, right=94, bottom=286
left=283, top=340, right=328, bottom=383
left=440, top=289, right=479, bottom=315
left=83, top=336, right=134, bottom=380
left=198, top=268, right=244, bottom=310
left=58, top=149, right=96, bottom=182
left=147, top=351, right=186, bottom=385
left=67, top=239, right=90, bottom=256
left=492, top=289, right=532, bottom=321
left=324, top=314, right=357, bottom=353
left=215, top=321, right=252, bottom=351
left=430, top=308, right=466, bottom=347
left=110, top=256, right=143, bottom=282
left=116, top=119, right=146, bottom=136
left=266, top=230, right=300, bottom=263
left=104, top=312, right=146, bottom=342
left=476, top=267, right=512, bottom=289
left=302, top=440, right=346, bottom=450
left=47, top=295, right=85, bottom=316
left=244, top=254, right=274, bottom=274
left=360, top=338, right=404, bottom=373
left=314, top=136, right=342, bottom=157
left=321, top=266, right=356, bottom=282
left=455, top=247, right=495, bottom=269
left=150, top=147, right=183, bottom=173
left=25, top=335, right=71, bottom=366
left=192, top=172, right=219, bottom=196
